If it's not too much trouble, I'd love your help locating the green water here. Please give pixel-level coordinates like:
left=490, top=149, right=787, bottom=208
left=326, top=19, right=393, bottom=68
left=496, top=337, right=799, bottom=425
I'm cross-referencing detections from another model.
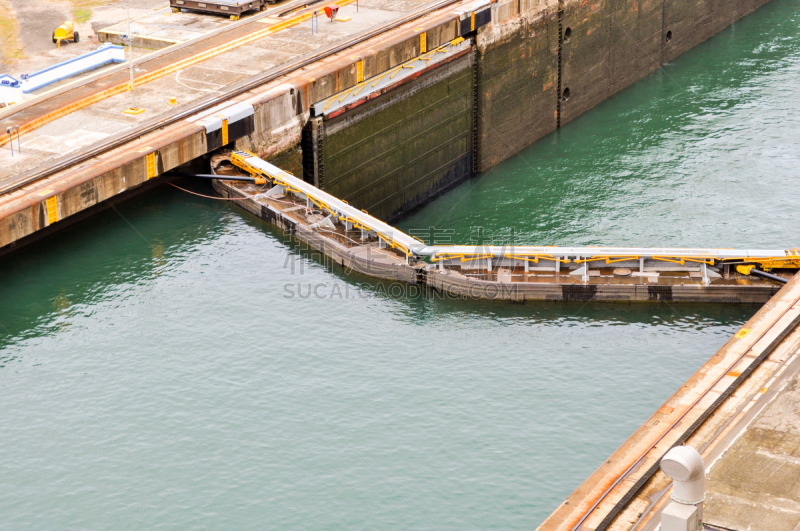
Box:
left=2, top=1, right=799, bottom=528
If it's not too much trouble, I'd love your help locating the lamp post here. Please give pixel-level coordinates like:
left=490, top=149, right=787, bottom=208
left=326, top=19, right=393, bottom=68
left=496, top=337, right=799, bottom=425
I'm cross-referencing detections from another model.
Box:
left=128, top=0, right=135, bottom=109
left=123, top=0, right=144, bottom=114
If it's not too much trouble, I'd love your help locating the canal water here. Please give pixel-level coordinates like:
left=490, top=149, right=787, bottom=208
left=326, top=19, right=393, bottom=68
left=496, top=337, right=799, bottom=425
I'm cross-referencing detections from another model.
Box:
left=2, top=1, right=799, bottom=528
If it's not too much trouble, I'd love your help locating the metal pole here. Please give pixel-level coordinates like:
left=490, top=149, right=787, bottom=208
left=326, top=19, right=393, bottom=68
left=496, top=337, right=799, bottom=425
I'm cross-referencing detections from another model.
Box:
left=6, top=128, right=13, bottom=157
left=127, top=0, right=136, bottom=110
left=749, top=268, right=789, bottom=284
left=14, top=125, right=21, bottom=153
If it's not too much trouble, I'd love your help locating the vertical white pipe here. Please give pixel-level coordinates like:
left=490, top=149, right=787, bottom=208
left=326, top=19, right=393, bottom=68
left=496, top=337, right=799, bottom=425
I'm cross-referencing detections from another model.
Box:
left=127, top=0, right=136, bottom=109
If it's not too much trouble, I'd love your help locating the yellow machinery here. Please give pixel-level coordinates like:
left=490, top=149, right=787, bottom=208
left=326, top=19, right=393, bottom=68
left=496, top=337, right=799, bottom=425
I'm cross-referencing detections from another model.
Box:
left=52, top=21, right=79, bottom=48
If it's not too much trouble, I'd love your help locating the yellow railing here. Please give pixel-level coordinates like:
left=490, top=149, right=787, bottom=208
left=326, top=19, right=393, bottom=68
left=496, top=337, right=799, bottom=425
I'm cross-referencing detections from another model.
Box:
left=231, top=151, right=413, bottom=256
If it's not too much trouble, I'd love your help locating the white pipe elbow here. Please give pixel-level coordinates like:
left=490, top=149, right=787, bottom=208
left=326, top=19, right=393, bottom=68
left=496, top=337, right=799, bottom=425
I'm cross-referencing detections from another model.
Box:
left=660, top=446, right=705, bottom=505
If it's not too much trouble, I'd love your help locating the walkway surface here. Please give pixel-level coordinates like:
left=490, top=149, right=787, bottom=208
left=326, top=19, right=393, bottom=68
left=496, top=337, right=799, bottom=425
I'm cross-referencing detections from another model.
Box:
left=0, top=0, right=429, bottom=182
left=704, top=353, right=800, bottom=531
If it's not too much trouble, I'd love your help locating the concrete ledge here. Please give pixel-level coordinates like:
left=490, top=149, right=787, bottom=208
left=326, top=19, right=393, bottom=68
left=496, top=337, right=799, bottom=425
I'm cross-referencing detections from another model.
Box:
left=98, top=30, right=181, bottom=50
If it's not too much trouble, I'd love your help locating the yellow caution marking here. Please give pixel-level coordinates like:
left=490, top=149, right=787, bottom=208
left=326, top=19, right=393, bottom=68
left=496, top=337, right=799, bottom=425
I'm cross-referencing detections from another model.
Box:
left=420, top=31, right=427, bottom=54
left=727, top=370, right=742, bottom=378
left=356, top=60, right=364, bottom=83
left=221, top=118, right=229, bottom=145
left=471, top=12, right=475, bottom=32
left=760, top=387, right=768, bottom=394
left=137, top=146, right=153, bottom=153
left=146, top=152, right=158, bottom=179
left=45, top=196, right=59, bottom=224
left=37, top=189, right=54, bottom=196
left=735, top=328, right=751, bottom=339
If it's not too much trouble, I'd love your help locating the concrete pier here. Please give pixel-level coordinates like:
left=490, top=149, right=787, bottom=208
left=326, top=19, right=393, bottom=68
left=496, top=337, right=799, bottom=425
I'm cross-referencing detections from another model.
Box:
left=536, top=271, right=800, bottom=530
left=703, top=358, right=800, bottom=530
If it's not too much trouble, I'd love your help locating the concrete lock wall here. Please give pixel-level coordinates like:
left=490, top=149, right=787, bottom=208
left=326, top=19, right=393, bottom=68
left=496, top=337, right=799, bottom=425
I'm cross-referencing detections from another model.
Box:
left=297, top=0, right=771, bottom=222
left=1, top=0, right=776, bottom=253
left=304, top=52, right=475, bottom=223
left=475, top=1, right=559, bottom=172
left=476, top=0, right=772, bottom=159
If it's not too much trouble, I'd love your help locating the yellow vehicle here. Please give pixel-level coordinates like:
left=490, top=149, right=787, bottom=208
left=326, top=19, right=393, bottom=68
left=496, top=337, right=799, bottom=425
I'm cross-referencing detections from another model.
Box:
left=52, top=21, right=79, bottom=47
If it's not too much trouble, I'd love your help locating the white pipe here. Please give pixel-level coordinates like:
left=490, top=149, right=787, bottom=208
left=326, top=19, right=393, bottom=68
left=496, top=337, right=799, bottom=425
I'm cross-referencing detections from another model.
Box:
left=127, top=0, right=136, bottom=109
left=660, top=446, right=705, bottom=505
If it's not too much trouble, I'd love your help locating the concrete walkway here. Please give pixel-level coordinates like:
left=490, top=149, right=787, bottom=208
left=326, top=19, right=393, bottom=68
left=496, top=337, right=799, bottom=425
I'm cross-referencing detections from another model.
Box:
left=0, top=0, right=429, bottom=181
left=704, top=354, right=800, bottom=531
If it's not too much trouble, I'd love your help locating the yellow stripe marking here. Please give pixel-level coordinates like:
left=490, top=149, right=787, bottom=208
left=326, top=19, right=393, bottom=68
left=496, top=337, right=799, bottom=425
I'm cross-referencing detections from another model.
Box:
left=45, top=196, right=59, bottom=224
left=420, top=31, right=427, bottom=53
left=221, top=118, right=229, bottom=145
left=146, top=152, right=158, bottom=179
left=735, top=328, right=751, bottom=339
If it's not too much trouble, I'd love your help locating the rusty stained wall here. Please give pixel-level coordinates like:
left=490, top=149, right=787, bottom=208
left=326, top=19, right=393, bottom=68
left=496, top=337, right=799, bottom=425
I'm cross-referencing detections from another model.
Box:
left=0, top=129, right=207, bottom=250
left=558, top=0, right=769, bottom=123
left=318, top=52, right=475, bottom=223
left=0, top=0, right=778, bottom=252
left=476, top=0, right=773, bottom=171
left=475, top=1, right=559, bottom=172
left=237, top=86, right=306, bottom=176
left=559, top=0, right=663, bottom=124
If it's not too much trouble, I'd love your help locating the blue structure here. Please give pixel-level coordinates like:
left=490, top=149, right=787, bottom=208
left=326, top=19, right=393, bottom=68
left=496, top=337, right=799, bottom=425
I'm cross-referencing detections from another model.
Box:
left=22, top=43, right=126, bottom=94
